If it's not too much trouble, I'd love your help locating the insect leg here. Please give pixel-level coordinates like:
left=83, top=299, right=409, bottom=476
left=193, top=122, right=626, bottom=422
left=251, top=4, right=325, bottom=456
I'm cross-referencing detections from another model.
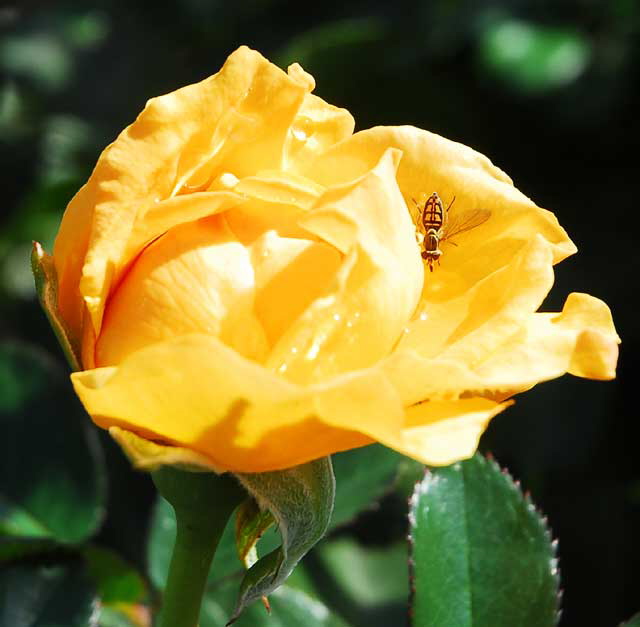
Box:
left=445, top=195, right=456, bottom=213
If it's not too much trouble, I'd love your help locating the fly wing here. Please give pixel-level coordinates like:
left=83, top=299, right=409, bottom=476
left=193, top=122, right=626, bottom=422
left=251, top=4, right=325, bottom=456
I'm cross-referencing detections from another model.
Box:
left=442, top=209, right=491, bottom=241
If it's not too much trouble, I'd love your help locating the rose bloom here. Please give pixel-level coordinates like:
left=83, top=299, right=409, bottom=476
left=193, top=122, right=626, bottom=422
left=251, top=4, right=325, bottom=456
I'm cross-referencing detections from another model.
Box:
left=51, top=46, right=618, bottom=473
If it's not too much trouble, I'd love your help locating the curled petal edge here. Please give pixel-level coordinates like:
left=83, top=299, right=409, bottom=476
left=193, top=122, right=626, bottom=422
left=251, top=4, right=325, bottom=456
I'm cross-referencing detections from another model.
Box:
left=109, top=426, right=224, bottom=473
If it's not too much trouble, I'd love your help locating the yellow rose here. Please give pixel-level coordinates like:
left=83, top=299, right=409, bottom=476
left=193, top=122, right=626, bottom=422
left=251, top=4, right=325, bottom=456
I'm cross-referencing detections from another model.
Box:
left=48, top=46, right=619, bottom=473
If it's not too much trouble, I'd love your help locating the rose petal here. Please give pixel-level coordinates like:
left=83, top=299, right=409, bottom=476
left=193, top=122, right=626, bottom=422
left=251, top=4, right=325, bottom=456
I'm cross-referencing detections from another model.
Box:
left=109, top=426, right=224, bottom=473
left=304, top=126, right=576, bottom=285
left=54, top=46, right=315, bottom=338
left=382, top=292, right=620, bottom=405
left=483, top=292, right=620, bottom=383
left=393, top=399, right=512, bottom=466
left=284, top=90, right=355, bottom=172
left=249, top=232, right=342, bottom=346
left=72, top=334, right=402, bottom=472
left=74, top=331, right=510, bottom=471
left=394, top=233, right=554, bottom=367
left=95, top=215, right=269, bottom=367
left=124, top=189, right=243, bottom=264
left=222, top=170, right=325, bottom=244
left=235, top=171, right=324, bottom=210
left=265, top=148, right=423, bottom=383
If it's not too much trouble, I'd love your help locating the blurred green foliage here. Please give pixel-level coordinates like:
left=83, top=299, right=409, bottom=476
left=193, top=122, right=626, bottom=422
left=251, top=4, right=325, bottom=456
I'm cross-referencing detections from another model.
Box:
left=1, top=1, right=638, bottom=626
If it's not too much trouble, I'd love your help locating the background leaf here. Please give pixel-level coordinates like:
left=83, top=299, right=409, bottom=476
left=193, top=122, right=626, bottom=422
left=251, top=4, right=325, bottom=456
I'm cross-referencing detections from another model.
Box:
left=0, top=561, right=98, bottom=627
left=0, top=341, right=106, bottom=545
left=478, top=18, right=591, bottom=93
left=305, top=536, right=408, bottom=627
left=330, top=445, right=403, bottom=529
left=409, top=453, right=559, bottom=627
left=316, top=537, right=407, bottom=608
left=83, top=546, right=147, bottom=605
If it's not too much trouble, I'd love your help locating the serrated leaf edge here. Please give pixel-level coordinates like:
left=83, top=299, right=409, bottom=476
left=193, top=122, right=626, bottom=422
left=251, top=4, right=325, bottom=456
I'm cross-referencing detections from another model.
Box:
left=407, top=454, right=562, bottom=626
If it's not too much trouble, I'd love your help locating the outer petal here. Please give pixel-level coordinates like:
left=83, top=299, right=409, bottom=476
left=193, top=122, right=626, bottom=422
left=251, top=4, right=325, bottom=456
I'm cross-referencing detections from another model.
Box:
left=53, top=46, right=315, bottom=340
left=265, top=148, right=424, bottom=383
left=395, top=399, right=512, bottom=466
left=303, top=126, right=576, bottom=286
left=72, top=332, right=513, bottom=471
left=109, top=426, right=223, bottom=473
left=492, top=292, right=620, bottom=382
left=382, top=292, right=619, bottom=405
left=72, top=335, right=399, bottom=472
left=406, top=234, right=555, bottom=366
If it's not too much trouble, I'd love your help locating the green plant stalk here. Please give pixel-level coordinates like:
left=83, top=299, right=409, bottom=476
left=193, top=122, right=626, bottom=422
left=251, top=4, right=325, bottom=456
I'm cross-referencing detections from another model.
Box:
left=152, top=467, right=245, bottom=627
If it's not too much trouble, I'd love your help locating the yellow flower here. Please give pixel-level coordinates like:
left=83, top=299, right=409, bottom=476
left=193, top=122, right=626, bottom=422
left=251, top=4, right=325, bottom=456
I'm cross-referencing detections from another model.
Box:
left=50, top=46, right=619, bottom=473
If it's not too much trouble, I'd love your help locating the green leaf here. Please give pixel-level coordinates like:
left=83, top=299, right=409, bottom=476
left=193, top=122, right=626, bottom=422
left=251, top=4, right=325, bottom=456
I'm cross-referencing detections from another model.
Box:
left=0, top=537, right=59, bottom=562
left=478, top=18, right=591, bottom=93
left=0, top=341, right=106, bottom=544
left=201, top=580, right=348, bottom=627
left=317, top=537, right=408, bottom=607
left=0, top=561, right=98, bottom=627
left=409, top=454, right=559, bottom=627
left=83, top=546, right=147, bottom=605
left=621, top=614, right=640, bottom=627
left=230, top=457, right=335, bottom=623
left=331, top=444, right=402, bottom=528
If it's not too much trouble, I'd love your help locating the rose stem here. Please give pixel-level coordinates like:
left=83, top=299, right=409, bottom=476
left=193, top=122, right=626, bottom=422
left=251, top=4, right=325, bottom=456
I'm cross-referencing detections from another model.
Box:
left=152, top=466, right=245, bottom=627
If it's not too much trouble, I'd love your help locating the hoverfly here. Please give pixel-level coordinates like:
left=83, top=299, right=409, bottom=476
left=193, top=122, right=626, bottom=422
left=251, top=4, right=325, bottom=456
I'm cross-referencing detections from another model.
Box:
left=411, top=192, right=491, bottom=271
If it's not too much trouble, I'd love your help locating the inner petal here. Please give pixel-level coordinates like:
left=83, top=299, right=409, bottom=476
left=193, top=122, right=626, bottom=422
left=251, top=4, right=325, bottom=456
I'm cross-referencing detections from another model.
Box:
left=250, top=231, right=342, bottom=347
left=95, top=215, right=268, bottom=367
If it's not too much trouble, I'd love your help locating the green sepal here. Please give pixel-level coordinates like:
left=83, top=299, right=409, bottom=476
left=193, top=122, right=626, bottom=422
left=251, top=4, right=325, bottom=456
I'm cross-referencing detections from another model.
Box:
left=229, top=456, right=335, bottom=624
left=30, top=241, right=81, bottom=371
left=409, top=453, right=560, bottom=627
left=201, top=581, right=349, bottom=627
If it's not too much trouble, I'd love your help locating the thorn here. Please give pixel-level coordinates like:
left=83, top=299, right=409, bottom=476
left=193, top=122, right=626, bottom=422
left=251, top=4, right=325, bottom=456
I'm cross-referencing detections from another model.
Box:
left=261, top=596, right=271, bottom=613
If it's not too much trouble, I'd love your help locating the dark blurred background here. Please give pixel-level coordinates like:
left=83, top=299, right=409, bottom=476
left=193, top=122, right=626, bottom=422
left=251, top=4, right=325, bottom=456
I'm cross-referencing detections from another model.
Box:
left=1, top=1, right=638, bottom=626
